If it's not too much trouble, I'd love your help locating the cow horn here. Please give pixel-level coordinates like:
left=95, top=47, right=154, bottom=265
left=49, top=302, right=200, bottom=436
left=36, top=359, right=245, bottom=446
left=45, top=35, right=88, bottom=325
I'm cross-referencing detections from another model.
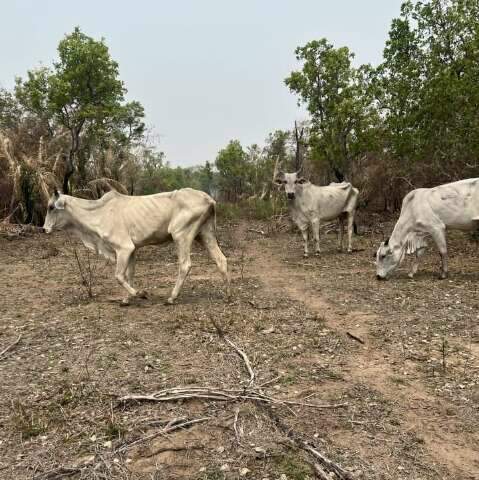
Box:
left=384, top=237, right=389, bottom=246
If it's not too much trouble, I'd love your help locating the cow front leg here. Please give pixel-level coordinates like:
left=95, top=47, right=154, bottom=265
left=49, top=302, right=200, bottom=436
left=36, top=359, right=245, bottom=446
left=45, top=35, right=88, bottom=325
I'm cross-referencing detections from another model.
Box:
left=115, top=249, right=138, bottom=305
left=408, top=247, right=425, bottom=278
left=168, top=237, right=192, bottom=304
left=126, top=252, right=147, bottom=298
left=300, top=226, right=309, bottom=257
left=311, top=219, right=321, bottom=256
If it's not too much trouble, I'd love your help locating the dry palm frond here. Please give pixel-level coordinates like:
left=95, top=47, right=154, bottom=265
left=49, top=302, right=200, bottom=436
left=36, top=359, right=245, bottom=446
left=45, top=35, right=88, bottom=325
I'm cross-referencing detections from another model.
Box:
left=87, top=177, right=128, bottom=198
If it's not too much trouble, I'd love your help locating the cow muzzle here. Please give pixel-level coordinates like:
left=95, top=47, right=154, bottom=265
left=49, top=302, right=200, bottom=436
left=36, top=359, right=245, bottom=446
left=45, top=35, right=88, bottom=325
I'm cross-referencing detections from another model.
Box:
left=287, top=193, right=295, bottom=200
left=376, top=274, right=387, bottom=281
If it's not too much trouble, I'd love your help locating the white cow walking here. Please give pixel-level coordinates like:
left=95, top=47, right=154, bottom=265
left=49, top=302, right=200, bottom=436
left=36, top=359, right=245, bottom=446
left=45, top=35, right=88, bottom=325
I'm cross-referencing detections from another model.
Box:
left=376, top=178, right=479, bottom=280
left=275, top=171, right=359, bottom=256
left=43, top=188, right=230, bottom=305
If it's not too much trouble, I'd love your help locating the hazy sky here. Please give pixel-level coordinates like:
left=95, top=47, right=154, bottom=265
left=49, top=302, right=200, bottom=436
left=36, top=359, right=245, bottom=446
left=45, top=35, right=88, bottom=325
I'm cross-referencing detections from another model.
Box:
left=1, top=1, right=403, bottom=167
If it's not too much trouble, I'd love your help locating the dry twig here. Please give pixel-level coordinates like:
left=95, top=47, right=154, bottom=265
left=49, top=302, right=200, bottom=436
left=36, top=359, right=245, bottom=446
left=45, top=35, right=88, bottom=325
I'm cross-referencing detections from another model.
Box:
left=346, top=331, right=365, bottom=345
left=0, top=334, right=22, bottom=360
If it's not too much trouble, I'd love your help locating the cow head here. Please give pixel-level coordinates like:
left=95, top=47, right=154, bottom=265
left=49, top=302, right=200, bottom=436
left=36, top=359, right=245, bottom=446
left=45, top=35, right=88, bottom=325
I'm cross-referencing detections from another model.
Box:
left=274, top=171, right=308, bottom=200
left=375, top=237, right=403, bottom=280
left=43, top=189, right=68, bottom=233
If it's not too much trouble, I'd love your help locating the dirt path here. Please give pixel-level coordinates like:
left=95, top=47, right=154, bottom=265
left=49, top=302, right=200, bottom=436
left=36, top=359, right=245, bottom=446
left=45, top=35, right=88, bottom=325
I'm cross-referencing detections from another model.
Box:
left=240, top=223, right=479, bottom=480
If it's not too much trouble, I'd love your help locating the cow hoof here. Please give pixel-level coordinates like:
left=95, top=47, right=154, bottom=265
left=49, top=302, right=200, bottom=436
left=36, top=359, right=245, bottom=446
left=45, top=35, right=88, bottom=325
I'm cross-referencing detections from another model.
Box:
left=439, top=272, right=448, bottom=280
left=137, top=290, right=148, bottom=299
left=408, top=273, right=415, bottom=279
left=120, top=299, right=131, bottom=307
left=166, top=297, right=175, bottom=305
left=347, top=248, right=353, bottom=253
left=303, top=253, right=309, bottom=258
left=315, top=251, right=321, bottom=257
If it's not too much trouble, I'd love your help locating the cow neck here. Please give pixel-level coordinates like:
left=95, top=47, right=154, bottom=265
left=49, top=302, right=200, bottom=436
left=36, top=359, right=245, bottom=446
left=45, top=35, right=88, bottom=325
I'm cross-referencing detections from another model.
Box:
left=288, top=183, right=310, bottom=210
left=388, top=212, right=411, bottom=251
left=64, top=195, right=107, bottom=235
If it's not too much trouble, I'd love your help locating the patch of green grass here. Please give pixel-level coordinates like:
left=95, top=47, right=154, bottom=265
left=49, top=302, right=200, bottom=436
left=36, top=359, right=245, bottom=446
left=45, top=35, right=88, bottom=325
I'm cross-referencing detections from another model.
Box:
left=276, top=454, right=314, bottom=480
left=103, top=420, right=127, bottom=440
left=11, top=401, right=48, bottom=440
left=196, top=467, right=226, bottom=480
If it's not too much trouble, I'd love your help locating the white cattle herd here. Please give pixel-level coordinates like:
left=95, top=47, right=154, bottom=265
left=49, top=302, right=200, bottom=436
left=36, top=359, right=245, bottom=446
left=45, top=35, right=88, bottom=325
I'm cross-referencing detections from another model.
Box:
left=42, top=176, right=479, bottom=304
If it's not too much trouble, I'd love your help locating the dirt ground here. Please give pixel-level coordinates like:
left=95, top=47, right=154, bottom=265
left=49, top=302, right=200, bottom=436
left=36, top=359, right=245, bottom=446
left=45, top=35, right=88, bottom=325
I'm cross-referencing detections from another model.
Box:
left=1, top=217, right=478, bottom=480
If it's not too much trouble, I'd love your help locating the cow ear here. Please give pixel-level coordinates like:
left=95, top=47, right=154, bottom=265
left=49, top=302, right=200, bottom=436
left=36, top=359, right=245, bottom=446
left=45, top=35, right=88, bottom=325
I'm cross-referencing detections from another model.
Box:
left=372, top=251, right=377, bottom=258
left=274, top=172, right=285, bottom=184
left=54, top=196, right=65, bottom=210
left=298, top=177, right=307, bottom=184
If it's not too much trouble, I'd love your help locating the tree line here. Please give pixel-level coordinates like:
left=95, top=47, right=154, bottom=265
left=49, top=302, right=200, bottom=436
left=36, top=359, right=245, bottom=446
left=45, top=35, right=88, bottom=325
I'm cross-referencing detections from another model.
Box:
left=1, top=1, right=479, bottom=223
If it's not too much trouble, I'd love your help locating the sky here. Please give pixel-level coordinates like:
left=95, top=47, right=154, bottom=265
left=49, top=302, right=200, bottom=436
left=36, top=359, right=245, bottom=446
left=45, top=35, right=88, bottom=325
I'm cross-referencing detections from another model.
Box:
left=1, top=0, right=404, bottom=167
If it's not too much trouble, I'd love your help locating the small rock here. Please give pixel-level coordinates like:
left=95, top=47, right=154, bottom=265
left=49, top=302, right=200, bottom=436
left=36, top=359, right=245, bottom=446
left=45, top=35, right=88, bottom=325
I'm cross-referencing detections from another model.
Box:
left=220, top=464, right=230, bottom=471
left=261, top=327, right=275, bottom=334
left=90, top=435, right=97, bottom=442
left=199, top=467, right=206, bottom=472
left=240, top=467, right=251, bottom=476
left=103, top=440, right=112, bottom=449
left=217, top=446, right=225, bottom=453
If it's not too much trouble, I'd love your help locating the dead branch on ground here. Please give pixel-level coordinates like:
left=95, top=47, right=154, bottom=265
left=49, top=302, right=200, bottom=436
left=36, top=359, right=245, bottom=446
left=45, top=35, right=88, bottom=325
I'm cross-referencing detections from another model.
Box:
left=346, top=332, right=365, bottom=345
left=247, top=228, right=266, bottom=236
left=0, top=334, right=22, bottom=360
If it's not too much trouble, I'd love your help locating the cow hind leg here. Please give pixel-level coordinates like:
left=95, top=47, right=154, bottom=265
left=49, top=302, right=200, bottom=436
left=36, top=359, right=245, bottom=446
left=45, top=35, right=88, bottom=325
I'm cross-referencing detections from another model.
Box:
left=115, top=248, right=138, bottom=305
left=346, top=211, right=354, bottom=253
left=198, top=223, right=231, bottom=300
left=168, top=236, right=193, bottom=304
left=338, top=216, right=345, bottom=252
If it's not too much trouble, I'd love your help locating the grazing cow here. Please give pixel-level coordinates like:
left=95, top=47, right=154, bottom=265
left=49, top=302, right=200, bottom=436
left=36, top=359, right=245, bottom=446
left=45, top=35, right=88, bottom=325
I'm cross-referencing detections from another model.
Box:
left=275, top=171, right=359, bottom=256
left=376, top=178, right=479, bottom=280
left=43, top=188, right=230, bottom=305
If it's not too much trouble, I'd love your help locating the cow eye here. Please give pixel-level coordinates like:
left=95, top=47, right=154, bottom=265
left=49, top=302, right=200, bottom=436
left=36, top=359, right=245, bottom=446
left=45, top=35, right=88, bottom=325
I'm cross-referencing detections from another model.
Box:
left=48, top=205, right=54, bottom=211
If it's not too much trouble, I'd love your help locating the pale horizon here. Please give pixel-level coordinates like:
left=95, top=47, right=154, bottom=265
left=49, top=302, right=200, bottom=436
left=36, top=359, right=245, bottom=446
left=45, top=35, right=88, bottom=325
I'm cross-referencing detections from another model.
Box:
left=1, top=0, right=404, bottom=167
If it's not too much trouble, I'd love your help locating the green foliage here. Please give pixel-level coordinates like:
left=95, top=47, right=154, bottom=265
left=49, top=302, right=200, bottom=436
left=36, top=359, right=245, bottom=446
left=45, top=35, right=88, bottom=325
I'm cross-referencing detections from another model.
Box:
left=377, top=0, right=479, bottom=182
left=215, top=139, right=254, bottom=201
left=14, top=27, right=144, bottom=192
left=0, top=89, right=22, bottom=130
left=285, top=39, right=379, bottom=178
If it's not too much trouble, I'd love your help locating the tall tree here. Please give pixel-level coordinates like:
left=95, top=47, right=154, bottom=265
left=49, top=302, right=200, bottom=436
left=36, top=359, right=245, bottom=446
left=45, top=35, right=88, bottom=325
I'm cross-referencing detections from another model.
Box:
left=15, top=27, right=143, bottom=193
left=285, top=39, right=378, bottom=180
left=377, top=0, right=479, bottom=183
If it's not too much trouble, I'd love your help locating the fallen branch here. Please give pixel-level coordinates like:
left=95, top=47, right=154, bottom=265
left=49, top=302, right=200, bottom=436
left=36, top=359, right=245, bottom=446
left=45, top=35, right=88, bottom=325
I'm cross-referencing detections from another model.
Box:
left=0, top=334, right=22, bottom=359
left=33, top=467, right=80, bottom=480
left=262, top=403, right=357, bottom=480
left=233, top=407, right=242, bottom=445
left=119, top=387, right=347, bottom=411
left=247, top=228, right=266, bottom=236
left=211, top=320, right=255, bottom=386
left=223, top=337, right=255, bottom=386
left=116, top=416, right=210, bottom=453
left=303, top=442, right=356, bottom=480
left=346, top=332, right=365, bottom=345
